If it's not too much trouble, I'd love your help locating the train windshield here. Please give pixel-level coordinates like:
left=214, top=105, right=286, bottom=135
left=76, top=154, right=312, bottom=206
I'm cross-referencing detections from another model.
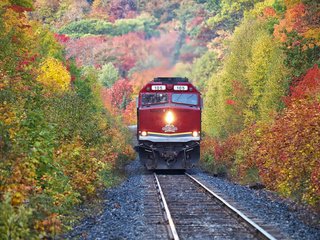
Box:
left=142, top=93, right=168, bottom=105
left=172, top=94, right=198, bottom=105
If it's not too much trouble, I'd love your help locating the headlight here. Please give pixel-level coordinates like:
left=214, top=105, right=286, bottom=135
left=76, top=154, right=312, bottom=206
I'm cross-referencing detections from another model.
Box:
left=141, top=131, right=147, bottom=136
left=165, top=111, right=174, bottom=124
left=192, top=131, right=200, bottom=137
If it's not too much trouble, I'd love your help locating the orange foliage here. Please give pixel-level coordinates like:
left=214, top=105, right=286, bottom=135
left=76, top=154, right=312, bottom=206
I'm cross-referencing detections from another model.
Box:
left=35, top=213, right=61, bottom=235
left=253, top=100, right=320, bottom=206
left=101, top=87, right=115, bottom=114
left=123, top=100, right=136, bottom=125
left=131, top=66, right=173, bottom=94
left=274, top=2, right=319, bottom=44
left=262, top=7, right=276, bottom=18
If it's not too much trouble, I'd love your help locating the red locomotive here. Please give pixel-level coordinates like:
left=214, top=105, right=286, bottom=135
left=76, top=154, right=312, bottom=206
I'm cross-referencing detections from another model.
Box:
left=136, top=77, right=202, bottom=170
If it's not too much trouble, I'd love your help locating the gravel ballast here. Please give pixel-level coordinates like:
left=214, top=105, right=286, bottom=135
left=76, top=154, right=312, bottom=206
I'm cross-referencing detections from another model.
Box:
left=66, top=159, right=320, bottom=239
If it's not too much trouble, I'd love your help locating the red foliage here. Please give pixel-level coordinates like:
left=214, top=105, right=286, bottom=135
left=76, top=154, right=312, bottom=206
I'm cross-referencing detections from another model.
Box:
left=226, top=99, right=235, bottom=105
left=109, top=32, right=145, bottom=72
left=105, top=79, right=133, bottom=112
left=201, top=134, right=241, bottom=177
left=18, top=54, right=37, bottom=66
left=284, top=64, right=320, bottom=106
left=253, top=99, right=320, bottom=206
left=54, top=34, right=70, bottom=44
left=65, top=36, right=107, bottom=66
left=9, top=5, right=33, bottom=13
left=63, top=30, right=179, bottom=76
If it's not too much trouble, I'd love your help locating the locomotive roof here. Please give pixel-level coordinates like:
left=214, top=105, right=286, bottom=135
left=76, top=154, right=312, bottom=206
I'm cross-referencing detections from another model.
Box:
left=153, top=77, right=188, bottom=83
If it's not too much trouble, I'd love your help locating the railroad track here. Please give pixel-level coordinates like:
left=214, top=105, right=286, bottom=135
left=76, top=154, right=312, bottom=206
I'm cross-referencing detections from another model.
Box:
left=153, top=173, right=280, bottom=240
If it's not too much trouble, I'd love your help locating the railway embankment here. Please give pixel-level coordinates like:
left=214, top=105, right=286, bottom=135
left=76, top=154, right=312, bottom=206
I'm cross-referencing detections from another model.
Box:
left=64, top=158, right=320, bottom=239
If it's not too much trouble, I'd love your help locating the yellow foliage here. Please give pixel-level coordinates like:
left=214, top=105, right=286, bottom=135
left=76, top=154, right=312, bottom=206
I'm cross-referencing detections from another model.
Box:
left=284, top=0, right=302, bottom=8
left=0, top=0, right=10, bottom=8
left=37, top=57, right=71, bottom=92
left=303, top=27, right=320, bottom=45
left=2, top=9, right=20, bottom=35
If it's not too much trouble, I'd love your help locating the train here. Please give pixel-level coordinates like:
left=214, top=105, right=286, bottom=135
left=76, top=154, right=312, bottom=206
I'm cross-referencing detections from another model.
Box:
left=135, top=77, right=202, bottom=170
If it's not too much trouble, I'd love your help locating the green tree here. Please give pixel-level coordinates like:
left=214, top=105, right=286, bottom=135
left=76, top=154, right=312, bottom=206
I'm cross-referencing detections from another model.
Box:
left=207, top=0, right=262, bottom=31
left=244, top=30, right=288, bottom=123
left=204, top=17, right=265, bottom=138
left=191, top=51, right=220, bottom=91
left=98, top=63, right=119, bottom=87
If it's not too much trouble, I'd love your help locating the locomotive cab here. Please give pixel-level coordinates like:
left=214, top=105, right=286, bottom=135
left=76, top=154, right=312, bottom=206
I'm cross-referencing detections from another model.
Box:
left=136, top=77, right=202, bottom=170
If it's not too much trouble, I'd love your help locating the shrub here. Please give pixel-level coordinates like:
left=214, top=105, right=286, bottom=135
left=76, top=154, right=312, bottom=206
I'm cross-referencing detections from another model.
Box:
left=0, top=194, right=35, bottom=240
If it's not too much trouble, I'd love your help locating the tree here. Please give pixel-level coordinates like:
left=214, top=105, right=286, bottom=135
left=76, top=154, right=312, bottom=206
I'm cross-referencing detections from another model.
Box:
left=190, top=51, right=220, bottom=91
left=36, top=57, right=71, bottom=92
left=107, top=79, right=133, bottom=111
left=273, top=2, right=320, bottom=77
left=123, top=100, right=136, bottom=124
left=98, top=63, right=119, bottom=87
left=244, top=30, right=288, bottom=123
left=204, top=17, right=265, bottom=138
left=207, top=0, right=262, bottom=31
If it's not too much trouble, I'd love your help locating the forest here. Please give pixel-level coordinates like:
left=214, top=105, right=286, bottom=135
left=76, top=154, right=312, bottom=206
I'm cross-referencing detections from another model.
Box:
left=0, top=0, right=319, bottom=238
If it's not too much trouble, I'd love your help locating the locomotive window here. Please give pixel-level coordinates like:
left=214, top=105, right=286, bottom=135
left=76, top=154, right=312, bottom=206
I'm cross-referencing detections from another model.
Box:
left=172, top=94, right=198, bottom=105
left=142, top=93, right=168, bottom=105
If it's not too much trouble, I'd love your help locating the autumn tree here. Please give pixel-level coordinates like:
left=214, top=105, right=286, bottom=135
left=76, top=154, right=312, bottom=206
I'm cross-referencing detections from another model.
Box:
left=274, top=2, right=320, bottom=76
left=0, top=2, right=134, bottom=238
left=36, top=57, right=71, bottom=92
left=107, top=79, right=133, bottom=111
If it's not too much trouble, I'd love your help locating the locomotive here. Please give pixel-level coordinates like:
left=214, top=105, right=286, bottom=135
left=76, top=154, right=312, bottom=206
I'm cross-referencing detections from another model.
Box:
left=136, top=77, right=202, bottom=170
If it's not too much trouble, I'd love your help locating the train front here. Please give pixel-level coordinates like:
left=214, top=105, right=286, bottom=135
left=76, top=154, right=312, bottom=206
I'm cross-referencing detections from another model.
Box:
left=136, top=77, right=202, bottom=170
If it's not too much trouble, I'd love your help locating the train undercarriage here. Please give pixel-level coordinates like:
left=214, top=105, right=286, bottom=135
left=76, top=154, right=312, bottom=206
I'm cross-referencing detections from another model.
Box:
left=137, top=141, right=200, bottom=170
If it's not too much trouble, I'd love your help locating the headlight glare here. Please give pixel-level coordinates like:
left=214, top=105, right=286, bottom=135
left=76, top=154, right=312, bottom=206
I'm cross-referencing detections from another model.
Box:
left=165, top=111, right=174, bottom=124
left=192, top=131, right=200, bottom=137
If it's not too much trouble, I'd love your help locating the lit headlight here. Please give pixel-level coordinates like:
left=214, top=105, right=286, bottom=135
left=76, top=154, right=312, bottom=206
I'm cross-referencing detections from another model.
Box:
left=192, top=131, right=200, bottom=137
left=141, top=131, right=147, bottom=136
left=165, top=111, right=174, bottom=124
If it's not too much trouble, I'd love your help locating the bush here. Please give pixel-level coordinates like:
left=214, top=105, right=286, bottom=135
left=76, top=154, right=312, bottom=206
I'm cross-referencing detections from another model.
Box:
left=253, top=99, right=320, bottom=207
left=0, top=194, right=35, bottom=240
left=203, top=98, right=320, bottom=208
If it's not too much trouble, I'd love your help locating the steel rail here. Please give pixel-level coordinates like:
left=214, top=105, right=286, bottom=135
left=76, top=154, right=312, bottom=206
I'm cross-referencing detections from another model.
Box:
left=185, top=173, right=277, bottom=240
left=154, top=173, right=180, bottom=240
